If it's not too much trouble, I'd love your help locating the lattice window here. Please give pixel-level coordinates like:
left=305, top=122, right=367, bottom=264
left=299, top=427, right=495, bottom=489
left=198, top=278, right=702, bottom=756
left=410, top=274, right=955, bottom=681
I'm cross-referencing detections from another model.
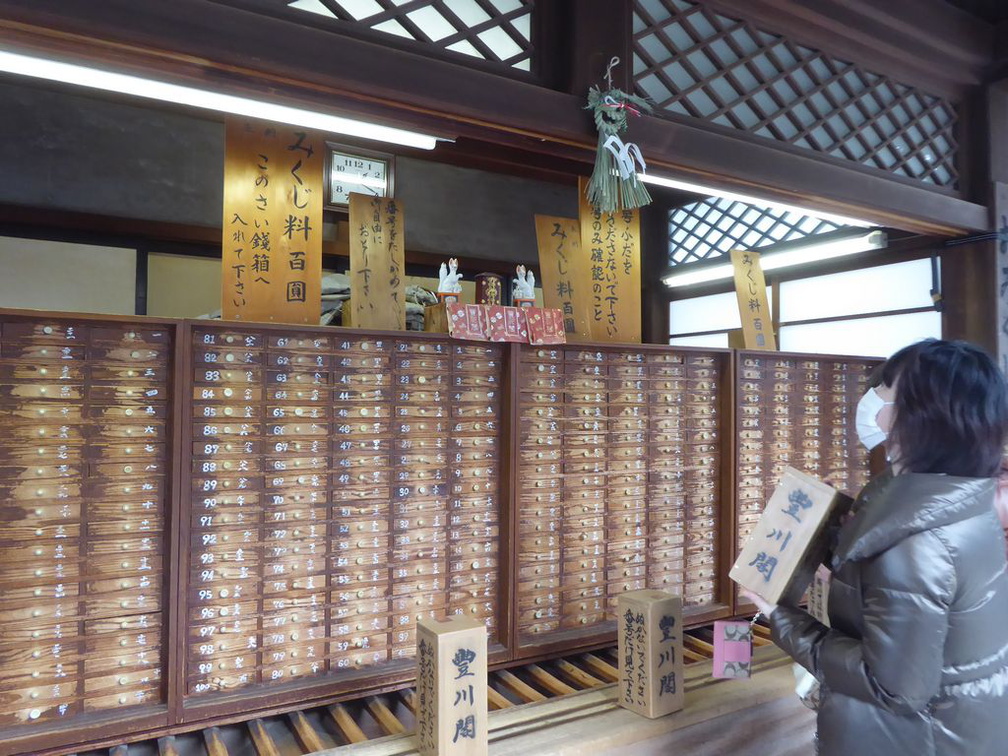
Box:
left=669, top=197, right=842, bottom=267
left=285, top=0, right=534, bottom=71
left=633, top=0, right=959, bottom=188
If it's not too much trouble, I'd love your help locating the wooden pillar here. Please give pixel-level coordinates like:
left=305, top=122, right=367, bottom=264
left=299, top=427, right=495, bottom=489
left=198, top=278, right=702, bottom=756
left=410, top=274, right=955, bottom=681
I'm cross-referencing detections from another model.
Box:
left=640, top=202, right=670, bottom=344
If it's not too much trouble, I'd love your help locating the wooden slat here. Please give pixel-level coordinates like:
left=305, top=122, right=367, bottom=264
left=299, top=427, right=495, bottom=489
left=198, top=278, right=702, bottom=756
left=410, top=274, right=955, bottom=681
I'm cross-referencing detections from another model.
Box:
left=555, top=658, right=604, bottom=689
left=400, top=688, right=417, bottom=714
left=366, top=696, right=407, bottom=736
left=288, top=710, right=326, bottom=753
left=682, top=646, right=707, bottom=663
left=248, top=719, right=281, bottom=756
left=526, top=664, right=577, bottom=696
left=495, top=669, right=547, bottom=703
left=157, top=735, right=180, bottom=756
left=752, top=622, right=773, bottom=639
left=328, top=704, right=368, bottom=745
left=684, top=635, right=715, bottom=656
left=579, top=653, right=620, bottom=683
left=203, top=727, right=230, bottom=756
left=487, top=683, right=514, bottom=710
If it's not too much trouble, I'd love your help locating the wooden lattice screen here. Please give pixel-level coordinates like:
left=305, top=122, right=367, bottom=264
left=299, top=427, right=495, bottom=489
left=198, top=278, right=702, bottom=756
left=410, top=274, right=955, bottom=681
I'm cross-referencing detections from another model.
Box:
left=633, top=0, right=959, bottom=188
left=238, top=0, right=535, bottom=73
left=667, top=197, right=843, bottom=267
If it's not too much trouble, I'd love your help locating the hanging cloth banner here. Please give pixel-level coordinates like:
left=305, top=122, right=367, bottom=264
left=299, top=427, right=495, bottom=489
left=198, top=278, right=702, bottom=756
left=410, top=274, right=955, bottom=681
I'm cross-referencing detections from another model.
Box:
left=730, top=249, right=776, bottom=350
left=222, top=117, right=322, bottom=324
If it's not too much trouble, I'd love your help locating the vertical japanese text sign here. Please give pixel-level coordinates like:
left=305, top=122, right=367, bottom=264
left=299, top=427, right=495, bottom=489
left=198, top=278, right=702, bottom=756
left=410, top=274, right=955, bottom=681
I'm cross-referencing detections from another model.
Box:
left=730, top=466, right=851, bottom=605
left=222, top=117, right=322, bottom=323
left=578, top=177, right=642, bottom=343
left=617, top=590, right=685, bottom=718
left=534, top=215, right=593, bottom=338
left=729, top=249, right=776, bottom=350
left=416, top=617, right=488, bottom=756
left=349, top=193, right=406, bottom=331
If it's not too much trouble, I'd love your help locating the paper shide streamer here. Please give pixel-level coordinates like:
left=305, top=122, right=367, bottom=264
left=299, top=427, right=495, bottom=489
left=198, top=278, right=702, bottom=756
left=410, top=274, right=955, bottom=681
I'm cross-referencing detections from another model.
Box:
left=586, top=56, right=653, bottom=214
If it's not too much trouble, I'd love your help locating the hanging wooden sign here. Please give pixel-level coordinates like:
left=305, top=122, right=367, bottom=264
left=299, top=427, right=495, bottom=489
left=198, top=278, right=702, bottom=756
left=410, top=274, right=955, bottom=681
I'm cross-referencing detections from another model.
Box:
left=348, top=193, right=406, bottom=330
left=222, top=118, right=322, bottom=324
left=577, top=177, right=642, bottom=343
left=730, top=249, right=776, bottom=350
left=534, top=215, right=593, bottom=338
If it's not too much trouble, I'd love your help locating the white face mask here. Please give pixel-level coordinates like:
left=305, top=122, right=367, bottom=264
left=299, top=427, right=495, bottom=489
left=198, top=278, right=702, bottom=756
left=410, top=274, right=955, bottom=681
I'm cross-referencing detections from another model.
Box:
left=855, top=387, right=894, bottom=451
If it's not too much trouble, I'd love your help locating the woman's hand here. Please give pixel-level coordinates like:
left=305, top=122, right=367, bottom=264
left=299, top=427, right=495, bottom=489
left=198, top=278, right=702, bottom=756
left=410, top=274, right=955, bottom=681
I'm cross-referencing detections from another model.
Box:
left=740, top=589, right=778, bottom=619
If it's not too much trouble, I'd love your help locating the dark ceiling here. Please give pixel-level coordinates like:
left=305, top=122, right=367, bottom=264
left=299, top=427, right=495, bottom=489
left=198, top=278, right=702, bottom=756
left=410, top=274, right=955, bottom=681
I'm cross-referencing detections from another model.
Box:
left=944, top=0, right=1008, bottom=24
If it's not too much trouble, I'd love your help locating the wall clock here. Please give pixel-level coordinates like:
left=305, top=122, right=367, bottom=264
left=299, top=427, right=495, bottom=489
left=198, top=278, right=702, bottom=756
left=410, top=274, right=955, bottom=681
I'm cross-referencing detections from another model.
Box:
left=325, top=144, right=395, bottom=210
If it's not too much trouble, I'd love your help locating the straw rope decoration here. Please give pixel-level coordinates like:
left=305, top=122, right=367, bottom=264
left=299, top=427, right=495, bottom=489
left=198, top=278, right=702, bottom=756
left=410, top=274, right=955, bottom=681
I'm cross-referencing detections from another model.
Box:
left=586, top=56, right=653, bottom=214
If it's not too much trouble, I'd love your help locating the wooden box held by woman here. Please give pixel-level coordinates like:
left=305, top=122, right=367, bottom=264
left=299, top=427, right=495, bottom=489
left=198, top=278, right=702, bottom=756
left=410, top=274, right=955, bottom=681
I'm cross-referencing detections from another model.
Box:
left=745, top=340, right=1008, bottom=756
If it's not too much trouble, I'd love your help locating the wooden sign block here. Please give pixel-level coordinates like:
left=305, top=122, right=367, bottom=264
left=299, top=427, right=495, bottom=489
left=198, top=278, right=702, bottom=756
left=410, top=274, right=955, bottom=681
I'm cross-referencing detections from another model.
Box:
left=730, top=249, right=775, bottom=350
left=730, top=467, right=852, bottom=605
left=348, top=193, right=406, bottom=330
left=577, top=177, right=641, bottom=343
left=222, top=118, right=323, bottom=324
left=534, top=215, right=593, bottom=338
left=712, top=621, right=752, bottom=679
left=425, top=302, right=449, bottom=333
left=416, top=616, right=488, bottom=756
left=617, top=590, right=684, bottom=719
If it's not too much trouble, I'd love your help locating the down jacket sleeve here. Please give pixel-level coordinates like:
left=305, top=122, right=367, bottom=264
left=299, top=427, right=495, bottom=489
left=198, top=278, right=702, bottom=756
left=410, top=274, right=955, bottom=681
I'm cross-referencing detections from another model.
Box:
left=771, top=530, right=955, bottom=716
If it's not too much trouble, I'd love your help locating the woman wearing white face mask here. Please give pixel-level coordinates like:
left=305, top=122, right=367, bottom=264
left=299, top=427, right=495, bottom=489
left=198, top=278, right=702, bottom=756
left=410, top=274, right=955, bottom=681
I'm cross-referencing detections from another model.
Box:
left=744, top=339, right=1008, bottom=756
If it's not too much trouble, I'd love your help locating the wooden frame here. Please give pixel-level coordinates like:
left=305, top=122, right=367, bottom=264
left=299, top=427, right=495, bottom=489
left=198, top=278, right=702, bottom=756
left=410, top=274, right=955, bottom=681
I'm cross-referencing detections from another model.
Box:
left=0, top=311, right=888, bottom=755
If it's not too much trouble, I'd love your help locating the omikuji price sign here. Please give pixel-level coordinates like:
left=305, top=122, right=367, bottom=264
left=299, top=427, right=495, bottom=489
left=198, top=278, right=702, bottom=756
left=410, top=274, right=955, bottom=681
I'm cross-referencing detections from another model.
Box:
left=222, top=118, right=323, bottom=324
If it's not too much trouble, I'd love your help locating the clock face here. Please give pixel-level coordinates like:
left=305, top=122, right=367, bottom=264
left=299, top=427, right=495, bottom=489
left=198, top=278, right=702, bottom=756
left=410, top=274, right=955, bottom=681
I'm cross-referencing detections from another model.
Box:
left=329, top=151, right=390, bottom=206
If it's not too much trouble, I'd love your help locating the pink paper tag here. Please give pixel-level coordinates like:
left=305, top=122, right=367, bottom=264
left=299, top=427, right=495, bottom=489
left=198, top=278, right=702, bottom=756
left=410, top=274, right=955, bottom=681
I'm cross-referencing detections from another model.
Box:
left=712, top=620, right=752, bottom=679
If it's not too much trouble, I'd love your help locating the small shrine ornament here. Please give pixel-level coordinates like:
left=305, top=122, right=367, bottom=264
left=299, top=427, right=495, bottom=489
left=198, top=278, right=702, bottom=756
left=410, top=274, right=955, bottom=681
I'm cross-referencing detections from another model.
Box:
left=586, top=56, right=653, bottom=214
left=438, top=257, right=464, bottom=303
left=512, top=265, right=536, bottom=307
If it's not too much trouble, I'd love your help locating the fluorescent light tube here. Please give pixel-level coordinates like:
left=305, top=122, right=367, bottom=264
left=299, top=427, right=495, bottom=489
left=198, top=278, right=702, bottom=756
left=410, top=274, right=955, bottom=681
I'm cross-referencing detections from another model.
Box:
left=640, top=172, right=873, bottom=228
left=662, top=229, right=887, bottom=288
left=0, top=49, right=441, bottom=150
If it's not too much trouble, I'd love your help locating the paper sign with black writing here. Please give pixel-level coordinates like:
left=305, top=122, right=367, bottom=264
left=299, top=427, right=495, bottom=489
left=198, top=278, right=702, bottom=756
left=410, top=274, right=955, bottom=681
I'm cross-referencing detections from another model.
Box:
left=730, top=466, right=851, bottom=605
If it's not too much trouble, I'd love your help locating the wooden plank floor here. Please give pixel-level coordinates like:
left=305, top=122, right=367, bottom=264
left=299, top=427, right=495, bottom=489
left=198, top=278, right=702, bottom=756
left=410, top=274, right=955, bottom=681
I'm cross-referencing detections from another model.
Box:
left=74, top=623, right=788, bottom=756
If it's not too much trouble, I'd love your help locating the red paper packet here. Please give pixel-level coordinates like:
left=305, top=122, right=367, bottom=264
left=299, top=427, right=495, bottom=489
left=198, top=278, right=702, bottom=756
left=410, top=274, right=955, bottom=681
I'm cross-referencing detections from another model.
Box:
left=525, top=307, right=566, bottom=345
left=486, top=306, right=529, bottom=342
left=446, top=304, right=489, bottom=340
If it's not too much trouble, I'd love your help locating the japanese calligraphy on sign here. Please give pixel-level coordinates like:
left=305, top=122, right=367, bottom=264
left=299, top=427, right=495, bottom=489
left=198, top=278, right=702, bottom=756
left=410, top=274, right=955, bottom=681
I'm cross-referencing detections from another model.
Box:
left=534, top=215, right=592, bottom=337
left=222, top=117, right=322, bottom=324
left=577, top=177, right=641, bottom=343
left=617, top=590, right=684, bottom=718
left=415, top=616, right=487, bottom=756
left=730, top=467, right=852, bottom=605
left=348, top=194, right=406, bottom=330
left=729, top=249, right=776, bottom=350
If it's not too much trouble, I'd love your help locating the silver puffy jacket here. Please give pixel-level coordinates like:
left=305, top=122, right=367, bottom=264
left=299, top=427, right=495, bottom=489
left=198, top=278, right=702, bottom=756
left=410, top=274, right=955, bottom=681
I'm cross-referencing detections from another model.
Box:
left=771, top=473, right=1008, bottom=756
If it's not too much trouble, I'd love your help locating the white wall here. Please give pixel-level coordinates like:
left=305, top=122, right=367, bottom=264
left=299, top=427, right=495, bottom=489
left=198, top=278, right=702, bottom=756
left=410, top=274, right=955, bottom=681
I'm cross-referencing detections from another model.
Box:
left=0, top=236, right=135, bottom=315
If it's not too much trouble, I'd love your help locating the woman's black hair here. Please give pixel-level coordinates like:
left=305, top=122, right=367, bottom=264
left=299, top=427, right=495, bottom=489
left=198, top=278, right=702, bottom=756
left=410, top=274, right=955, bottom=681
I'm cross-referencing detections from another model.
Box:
left=878, top=339, right=1008, bottom=477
